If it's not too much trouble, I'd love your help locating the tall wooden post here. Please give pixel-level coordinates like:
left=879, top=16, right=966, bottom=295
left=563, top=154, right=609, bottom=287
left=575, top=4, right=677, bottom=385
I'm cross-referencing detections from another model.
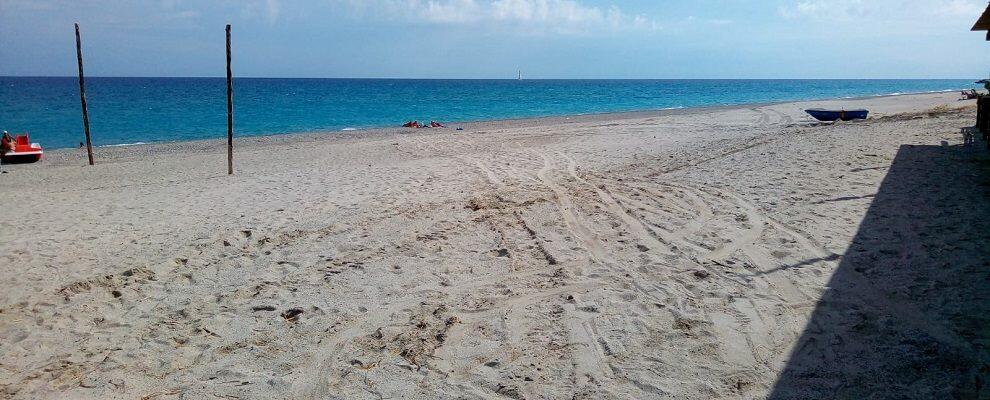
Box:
left=225, top=24, right=233, bottom=175
left=75, top=23, right=94, bottom=165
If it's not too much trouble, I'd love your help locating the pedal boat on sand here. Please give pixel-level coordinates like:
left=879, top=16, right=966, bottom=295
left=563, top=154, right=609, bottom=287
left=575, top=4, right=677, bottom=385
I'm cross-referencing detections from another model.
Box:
left=804, top=108, right=869, bottom=122
left=1, top=134, right=44, bottom=164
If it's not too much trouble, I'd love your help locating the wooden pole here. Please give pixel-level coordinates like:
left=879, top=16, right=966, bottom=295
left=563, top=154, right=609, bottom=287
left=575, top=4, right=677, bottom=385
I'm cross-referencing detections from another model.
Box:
left=75, top=23, right=94, bottom=165
left=226, top=24, right=233, bottom=175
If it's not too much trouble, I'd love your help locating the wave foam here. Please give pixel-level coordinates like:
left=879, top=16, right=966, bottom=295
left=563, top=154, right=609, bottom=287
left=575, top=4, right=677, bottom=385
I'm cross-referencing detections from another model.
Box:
left=100, top=142, right=147, bottom=147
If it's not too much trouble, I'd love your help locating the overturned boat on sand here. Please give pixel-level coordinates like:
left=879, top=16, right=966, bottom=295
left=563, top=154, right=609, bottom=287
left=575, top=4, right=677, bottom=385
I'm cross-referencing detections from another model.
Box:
left=805, top=108, right=869, bottom=122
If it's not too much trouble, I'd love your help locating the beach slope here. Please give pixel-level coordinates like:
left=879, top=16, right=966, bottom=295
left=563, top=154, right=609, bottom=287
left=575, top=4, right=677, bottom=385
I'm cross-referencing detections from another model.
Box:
left=1, top=92, right=988, bottom=399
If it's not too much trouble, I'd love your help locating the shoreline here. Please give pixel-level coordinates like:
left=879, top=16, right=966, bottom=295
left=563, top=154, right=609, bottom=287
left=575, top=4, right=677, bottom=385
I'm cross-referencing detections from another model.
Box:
left=37, top=89, right=970, bottom=162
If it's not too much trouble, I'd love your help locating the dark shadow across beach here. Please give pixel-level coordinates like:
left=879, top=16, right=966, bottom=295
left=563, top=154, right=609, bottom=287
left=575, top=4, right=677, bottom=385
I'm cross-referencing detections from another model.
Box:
left=768, top=138, right=990, bottom=399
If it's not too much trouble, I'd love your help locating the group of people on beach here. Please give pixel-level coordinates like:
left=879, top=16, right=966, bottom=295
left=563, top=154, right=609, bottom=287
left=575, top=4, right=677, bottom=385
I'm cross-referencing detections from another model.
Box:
left=402, top=120, right=446, bottom=129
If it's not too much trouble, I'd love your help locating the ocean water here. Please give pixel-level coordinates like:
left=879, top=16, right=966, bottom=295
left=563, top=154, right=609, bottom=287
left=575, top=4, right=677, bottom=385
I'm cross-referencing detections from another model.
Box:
left=0, top=77, right=975, bottom=149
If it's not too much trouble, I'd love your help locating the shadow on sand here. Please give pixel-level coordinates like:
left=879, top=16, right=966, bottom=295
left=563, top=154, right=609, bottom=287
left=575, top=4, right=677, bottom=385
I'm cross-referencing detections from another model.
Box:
left=768, top=138, right=990, bottom=399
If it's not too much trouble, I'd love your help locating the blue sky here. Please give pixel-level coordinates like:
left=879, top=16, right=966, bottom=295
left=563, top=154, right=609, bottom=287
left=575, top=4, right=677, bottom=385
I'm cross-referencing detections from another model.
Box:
left=1, top=0, right=989, bottom=78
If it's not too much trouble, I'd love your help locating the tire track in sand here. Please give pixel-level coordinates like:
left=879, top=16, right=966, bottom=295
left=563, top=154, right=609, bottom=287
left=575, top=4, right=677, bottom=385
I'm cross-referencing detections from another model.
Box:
left=534, top=151, right=608, bottom=262
left=560, top=152, right=675, bottom=257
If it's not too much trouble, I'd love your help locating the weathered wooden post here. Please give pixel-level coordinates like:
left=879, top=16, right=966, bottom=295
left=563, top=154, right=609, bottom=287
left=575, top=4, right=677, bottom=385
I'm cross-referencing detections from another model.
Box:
left=75, top=23, right=94, bottom=165
left=226, top=24, right=234, bottom=175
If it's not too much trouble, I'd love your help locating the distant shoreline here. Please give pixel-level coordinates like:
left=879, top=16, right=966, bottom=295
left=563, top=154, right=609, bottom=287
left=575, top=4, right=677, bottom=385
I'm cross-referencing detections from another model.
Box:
left=2, top=77, right=973, bottom=151
left=30, top=90, right=971, bottom=166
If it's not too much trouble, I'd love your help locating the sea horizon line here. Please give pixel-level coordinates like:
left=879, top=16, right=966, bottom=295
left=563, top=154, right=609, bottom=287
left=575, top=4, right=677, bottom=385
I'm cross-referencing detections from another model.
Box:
left=0, top=76, right=979, bottom=81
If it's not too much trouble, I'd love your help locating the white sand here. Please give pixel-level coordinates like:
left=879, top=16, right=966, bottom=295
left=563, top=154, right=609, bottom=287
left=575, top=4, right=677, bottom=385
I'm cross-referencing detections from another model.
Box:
left=1, top=92, right=987, bottom=399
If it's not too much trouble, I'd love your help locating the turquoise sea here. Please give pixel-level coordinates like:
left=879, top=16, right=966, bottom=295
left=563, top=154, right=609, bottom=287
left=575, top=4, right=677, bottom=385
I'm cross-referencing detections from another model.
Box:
left=0, top=78, right=976, bottom=149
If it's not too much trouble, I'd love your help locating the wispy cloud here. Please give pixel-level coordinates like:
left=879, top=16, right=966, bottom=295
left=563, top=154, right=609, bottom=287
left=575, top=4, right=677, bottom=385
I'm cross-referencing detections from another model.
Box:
left=0, top=0, right=58, bottom=11
left=933, top=0, right=986, bottom=18
left=334, top=0, right=660, bottom=35
left=778, top=0, right=984, bottom=23
left=684, top=15, right=732, bottom=26
left=241, top=0, right=281, bottom=25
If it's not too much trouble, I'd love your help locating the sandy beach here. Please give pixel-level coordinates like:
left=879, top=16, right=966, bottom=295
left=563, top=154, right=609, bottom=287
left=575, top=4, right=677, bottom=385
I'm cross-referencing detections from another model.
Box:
left=1, top=92, right=988, bottom=399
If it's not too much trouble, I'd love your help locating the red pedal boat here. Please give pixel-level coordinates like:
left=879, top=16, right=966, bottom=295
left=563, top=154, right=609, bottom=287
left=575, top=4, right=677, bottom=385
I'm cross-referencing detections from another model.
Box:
left=1, top=134, right=44, bottom=164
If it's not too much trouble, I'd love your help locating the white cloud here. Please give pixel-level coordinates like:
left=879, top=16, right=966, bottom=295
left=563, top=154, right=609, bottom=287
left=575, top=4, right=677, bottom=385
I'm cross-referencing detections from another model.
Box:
left=0, top=0, right=57, bottom=11
left=424, top=0, right=483, bottom=23
left=240, top=0, right=281, bottom=25
left=265, top=0, right=281, bottom=24
left=934, top=0, right=985, bottom=18
left=684, top=15, right=732, bottom=26
left=779, top=0, right=984, bottom=23
left=334, top=0, right=660, bottom=34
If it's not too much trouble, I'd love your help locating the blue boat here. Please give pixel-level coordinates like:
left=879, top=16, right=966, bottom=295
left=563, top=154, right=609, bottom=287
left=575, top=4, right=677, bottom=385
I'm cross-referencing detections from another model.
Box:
left=805, top=108, right=869, bottom=122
